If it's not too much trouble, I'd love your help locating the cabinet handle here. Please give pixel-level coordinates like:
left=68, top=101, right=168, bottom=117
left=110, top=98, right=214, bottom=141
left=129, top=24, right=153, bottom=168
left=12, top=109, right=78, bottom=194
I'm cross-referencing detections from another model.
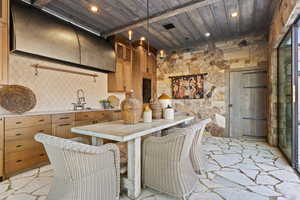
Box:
left=15, top=133, right=22, bottom=136
left=39, top=119, right=45, bottom=122
left=16, top=145, right=23, bottom=148
left=59, top=117, right=70, bottom=120
left=16, top=160, right=22, bottom=163
left=16, top=121, right=22, bottom=124
left=84, top=115, right=89, bottom=117
left=39, top=153, right=45, bottom=157
left=39, top=130, right=44, bottom=132
left=59, top=123, right=71, bottom=127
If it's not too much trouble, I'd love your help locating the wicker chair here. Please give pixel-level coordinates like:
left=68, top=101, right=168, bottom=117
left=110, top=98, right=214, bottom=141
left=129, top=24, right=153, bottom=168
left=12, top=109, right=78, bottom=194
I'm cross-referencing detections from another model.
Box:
left=35, top=133, right=120, bottom=200
left=142, top=127, right=197, bottom=200
left=189, top=118, right=212, bottom=174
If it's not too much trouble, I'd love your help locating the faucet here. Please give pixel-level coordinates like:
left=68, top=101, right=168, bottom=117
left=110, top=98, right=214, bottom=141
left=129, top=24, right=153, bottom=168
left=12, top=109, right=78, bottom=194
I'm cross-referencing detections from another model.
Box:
left=72, top=89, right=86, bottom=110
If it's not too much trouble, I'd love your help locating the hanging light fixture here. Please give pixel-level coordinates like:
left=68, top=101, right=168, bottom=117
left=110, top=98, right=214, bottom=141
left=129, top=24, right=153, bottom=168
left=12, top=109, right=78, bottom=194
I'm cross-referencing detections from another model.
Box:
left=147, top=0, right=150, bottom=56
left=160, top=50, right=165, bottom=59
left=128, top=30, right=133, bottom=41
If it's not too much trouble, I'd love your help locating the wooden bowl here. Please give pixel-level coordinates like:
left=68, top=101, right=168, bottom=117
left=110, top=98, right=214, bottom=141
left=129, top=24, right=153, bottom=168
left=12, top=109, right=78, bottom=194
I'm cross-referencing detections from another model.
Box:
left=0, top=85, right=36, bottom=114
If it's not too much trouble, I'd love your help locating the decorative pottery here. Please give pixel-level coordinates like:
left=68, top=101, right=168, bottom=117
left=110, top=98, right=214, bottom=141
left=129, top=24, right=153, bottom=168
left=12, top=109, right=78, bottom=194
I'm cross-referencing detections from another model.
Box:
left=121, top=91, right=142, bottom=124
left=150, top=98, right=162, bottom=119
left=158, top=93, right=172, bottom=109
left=0, top=85, right=36, bottom=114
left=143, top=105, right=152, bottom=123
left=108, top=95, right=120, bottom=108
left=164, top=105, right=174, bottom=120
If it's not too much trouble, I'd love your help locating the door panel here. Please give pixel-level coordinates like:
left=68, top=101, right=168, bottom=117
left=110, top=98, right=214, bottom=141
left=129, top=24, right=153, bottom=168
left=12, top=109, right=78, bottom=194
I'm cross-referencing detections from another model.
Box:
left=230, top=70, right=267, bottom=138
left=278, top=30, right=294, bottom=162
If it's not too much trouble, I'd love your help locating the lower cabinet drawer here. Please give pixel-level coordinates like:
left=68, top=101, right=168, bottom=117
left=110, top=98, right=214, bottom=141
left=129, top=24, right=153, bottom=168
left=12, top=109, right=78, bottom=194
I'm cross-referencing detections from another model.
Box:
left=5, top=148, right=48, bottom=175
left=5, top=125, right=52, bottom=141
left=5, top=139, right=43, bottom=153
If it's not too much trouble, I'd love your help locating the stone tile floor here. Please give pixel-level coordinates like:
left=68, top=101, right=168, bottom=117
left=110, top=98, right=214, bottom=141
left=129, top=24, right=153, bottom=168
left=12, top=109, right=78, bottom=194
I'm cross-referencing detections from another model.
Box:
left=1, top=136, right=300, bottom=200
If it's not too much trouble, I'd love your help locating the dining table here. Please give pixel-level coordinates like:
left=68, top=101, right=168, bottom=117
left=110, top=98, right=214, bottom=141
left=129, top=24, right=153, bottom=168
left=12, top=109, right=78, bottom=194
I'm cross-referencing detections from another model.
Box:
left=71, top=115, right=194, bottom=199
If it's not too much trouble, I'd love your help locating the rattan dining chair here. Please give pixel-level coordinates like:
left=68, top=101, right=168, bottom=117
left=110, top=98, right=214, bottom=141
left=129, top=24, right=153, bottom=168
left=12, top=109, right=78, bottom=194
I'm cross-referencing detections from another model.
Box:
left=35, top=133, right=120, bottom=200
left=188, top=118, right=212, bottom=174
left=142, top=127, right=197, bottom=200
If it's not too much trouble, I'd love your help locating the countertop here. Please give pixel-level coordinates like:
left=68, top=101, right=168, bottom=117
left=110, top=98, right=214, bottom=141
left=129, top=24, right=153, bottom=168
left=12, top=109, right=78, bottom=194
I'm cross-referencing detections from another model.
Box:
left=0, top=108, right=121, bottom=118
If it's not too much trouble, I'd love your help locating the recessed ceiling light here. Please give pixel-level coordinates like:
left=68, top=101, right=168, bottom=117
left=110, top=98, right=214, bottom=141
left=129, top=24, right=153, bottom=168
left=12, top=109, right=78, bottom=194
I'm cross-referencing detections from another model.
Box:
left=231, top=12, right=238, bottom=18
left=140, top=37, right=146, bottom=41
left=205, top=32, right=211, bottom=37
left=90, top=5, right=99, bottom=13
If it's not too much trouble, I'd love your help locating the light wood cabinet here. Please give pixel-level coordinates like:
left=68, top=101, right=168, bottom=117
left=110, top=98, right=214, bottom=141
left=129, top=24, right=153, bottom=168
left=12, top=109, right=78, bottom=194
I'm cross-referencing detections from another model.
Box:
left=2, top=110, right=121, bottom=178
left=5, top=115, right=52, bottom=130
left=4, top=115, right=51, bottom=177
left=0, top=0, right=9, bottom=85
left=52, top=122, right=75, bottom=139
left=108, top=43, right=132, bottom=92
left=0, top=0, right=9, bottom=22
left=52, top=113, right=75, bottom=139
left=0, top=118, right=4, bottom=179
left=132, top=46, right=157, bottom=102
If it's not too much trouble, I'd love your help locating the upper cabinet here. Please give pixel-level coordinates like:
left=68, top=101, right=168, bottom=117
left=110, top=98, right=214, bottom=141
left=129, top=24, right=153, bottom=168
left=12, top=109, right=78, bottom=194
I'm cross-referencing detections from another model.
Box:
left=0, top=0, right=8, bottom=23
left=0, top=0, right=9, bottom=85
left=108, top=42, right=133, bottom=92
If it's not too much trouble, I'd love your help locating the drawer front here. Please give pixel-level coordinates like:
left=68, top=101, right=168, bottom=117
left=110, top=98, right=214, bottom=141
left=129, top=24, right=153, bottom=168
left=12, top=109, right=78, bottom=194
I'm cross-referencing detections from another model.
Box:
left=5, top=115, right=51, bottom=130
left=5, top=125, right=52, bottom=141
left=74, top=120, right=94, bottom=127
left=112, top=111, right=122, bottom=121
left=5, top=139, right=43, bottom=153
left=5, top=148, right=48, bottom=175
left=95, top=111, right=107, bottom=121
left=75, top=112, right=96, bottom=121
left=52, top=113, right=75, bottom=124
left=5, top=146, right=46, bottom=163
left=52, top=122, right=75, bottom=139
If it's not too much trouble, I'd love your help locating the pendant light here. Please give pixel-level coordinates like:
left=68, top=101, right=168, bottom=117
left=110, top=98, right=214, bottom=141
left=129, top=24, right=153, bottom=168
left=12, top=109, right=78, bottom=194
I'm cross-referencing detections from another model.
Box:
left=128, top=30, right=133, bottom=41
left=146, top=0, right=150, bottom=72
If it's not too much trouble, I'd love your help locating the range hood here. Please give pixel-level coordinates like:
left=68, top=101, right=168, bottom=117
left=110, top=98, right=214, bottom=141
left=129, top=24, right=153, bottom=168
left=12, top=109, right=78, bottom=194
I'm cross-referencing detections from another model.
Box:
left=11, top=2, right=116, bottom=72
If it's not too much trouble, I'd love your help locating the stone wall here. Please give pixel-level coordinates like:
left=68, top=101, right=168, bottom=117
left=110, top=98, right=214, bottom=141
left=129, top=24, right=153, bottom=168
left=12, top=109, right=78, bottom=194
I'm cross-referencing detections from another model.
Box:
left=157, top=35, right=268, bottom=137
left=268, top=0, right=300, bottom=146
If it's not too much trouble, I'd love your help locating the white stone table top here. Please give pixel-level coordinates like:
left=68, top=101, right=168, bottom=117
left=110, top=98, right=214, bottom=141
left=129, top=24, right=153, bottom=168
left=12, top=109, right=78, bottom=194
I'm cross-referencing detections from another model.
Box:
left=71, top=115, right=194, bottom=142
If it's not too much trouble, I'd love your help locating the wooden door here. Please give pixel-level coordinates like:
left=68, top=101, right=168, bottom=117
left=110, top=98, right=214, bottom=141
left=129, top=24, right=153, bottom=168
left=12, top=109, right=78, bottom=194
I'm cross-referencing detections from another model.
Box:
left=230, top=70, right=267, bottom=138
left=52, top=122, right=75, bottom=139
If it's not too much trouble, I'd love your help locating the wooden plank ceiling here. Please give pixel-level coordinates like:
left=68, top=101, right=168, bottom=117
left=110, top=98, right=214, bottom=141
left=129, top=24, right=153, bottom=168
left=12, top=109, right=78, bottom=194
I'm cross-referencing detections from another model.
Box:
left=29, top=0, right=278, bottom=51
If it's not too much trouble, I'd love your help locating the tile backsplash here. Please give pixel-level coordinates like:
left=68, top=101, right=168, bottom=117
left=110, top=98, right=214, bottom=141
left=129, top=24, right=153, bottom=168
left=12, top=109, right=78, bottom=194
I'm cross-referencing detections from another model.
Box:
left=0, top=53, right=125, bottom=114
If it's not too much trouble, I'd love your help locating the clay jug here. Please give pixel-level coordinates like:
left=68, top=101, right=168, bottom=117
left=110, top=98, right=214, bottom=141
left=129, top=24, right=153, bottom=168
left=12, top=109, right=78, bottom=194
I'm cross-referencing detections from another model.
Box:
left=150, top=98, right=163, bottom=119
left=121, top=91, right=142, bottom=124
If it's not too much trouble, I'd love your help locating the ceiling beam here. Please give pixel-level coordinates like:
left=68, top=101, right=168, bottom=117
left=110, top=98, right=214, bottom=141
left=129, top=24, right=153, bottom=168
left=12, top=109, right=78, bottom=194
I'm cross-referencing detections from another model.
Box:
left=32, top=0, right=53, bottom=7
left=103, top=0, right=222, bottom=37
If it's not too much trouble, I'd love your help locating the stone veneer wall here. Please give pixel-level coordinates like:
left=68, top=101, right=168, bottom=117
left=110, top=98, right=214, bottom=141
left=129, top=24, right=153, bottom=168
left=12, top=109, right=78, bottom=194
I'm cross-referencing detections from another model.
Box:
left=0, top=54, right=125, bottom=114
left=157, top=35, right=268, bottom=137
left=268, top=0, right=300, bottom=146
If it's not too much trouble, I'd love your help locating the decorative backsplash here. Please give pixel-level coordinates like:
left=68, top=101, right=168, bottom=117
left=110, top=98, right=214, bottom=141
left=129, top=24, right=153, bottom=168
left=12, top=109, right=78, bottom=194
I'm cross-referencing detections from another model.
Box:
left=0, top=54, right=125, bottom=114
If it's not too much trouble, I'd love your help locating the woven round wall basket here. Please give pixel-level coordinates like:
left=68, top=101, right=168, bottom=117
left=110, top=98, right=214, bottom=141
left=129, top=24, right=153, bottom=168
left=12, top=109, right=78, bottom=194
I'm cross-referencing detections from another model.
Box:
left=0, top=85, right=37, bottom=114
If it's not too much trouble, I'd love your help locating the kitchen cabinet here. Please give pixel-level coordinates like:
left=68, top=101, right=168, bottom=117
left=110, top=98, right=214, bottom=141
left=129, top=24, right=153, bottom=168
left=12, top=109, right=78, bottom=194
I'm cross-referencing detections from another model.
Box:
left=52, top=122, right=75, bottom=139
left=132, top=46, right=157, bottom=102
left=4, top=115, right=52, bottom=177
left=0, top=19, right=8, bottom=85
left=108, top=42, right=132, bottom=92
left=1, top=110, right=121, bottom=178
left=52, top=113, right=75, bottom=139
left=0, top=0, right=8, bottom=85
left=0, top=0, right=9, bottom=22
left=0, top=118, right=3, bottom=179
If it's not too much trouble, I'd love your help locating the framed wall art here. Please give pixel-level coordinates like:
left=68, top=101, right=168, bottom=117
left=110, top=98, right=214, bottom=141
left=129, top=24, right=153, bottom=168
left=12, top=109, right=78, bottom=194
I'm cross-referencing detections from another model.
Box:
left=170, top=73, right=207, bottom=99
